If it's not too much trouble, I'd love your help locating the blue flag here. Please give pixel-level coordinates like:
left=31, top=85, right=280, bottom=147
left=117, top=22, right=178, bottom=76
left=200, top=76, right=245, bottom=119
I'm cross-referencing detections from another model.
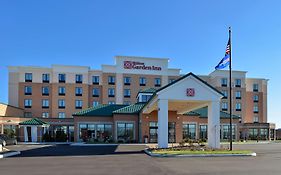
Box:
left=215, top=39, right=230, bottom=70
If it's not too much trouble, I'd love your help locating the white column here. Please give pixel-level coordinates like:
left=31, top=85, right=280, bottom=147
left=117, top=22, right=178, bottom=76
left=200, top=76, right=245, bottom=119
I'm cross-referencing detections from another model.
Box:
left=24, top=126, right=28, bottom=142
left=31, top=126, right=38, bottom=142
left=207, top=101, right=220, bottom=149
left=158, top=99, right=168, bottom=148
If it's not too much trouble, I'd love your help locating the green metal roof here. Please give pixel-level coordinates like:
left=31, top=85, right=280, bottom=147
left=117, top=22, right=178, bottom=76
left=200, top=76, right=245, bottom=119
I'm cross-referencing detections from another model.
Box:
left=185, top=107, right=240, bottom=119
left=73, top=104, right=128, bottom=117
left=113, top=103, right=146, bottom=114
left=139, top=88, right=157, bottom=93
left=19, top=118, right=49, bottom=126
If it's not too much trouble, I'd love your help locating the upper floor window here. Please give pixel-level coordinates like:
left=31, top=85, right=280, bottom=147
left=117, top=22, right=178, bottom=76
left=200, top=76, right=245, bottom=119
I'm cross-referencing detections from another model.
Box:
left=42, top=86, right=49, bottom=96
left=108, top=76, right=115, bottom=85
left=92, top=88, right=100, bottom=97
left=25, top=73, right=32, bottom=82
left=222, top=90, right=228, bottom=99
left=42, top=74, right=50, bottom=83
left=154, top=78, right=161, bottom=87
left=58, top=74, right=66, bottom=83
left=24, top=86, right=32, bottom=95
left=58, top=112, right=65, bottom=118
left=108, top=101, right=115, bottom=105
left=235, top=79, right=241, bottom=87
left=76, top=74, right=83, bottom=83
left=169, top=79, right=175, bottom=84
left=221, top=78, right=228, bottom=87
left=253, top=115, right=259, bottom=123
left=42, top=99, right=49, bottom=109
left=222, top=102, right=228, bottom=111
left=42, top=112, right=49, bottom=118
left=138, top=94, right=152, bottom=103
left=253, top=104, right=259, bottom=113
left=92, top=76, right=99, bottom=85
left=58, top=87, right=66, bottom=96
left=124, top=101, right=131, bottom=105
left=139, top=77, right=146, bottom=86
left=235, top=91, right=241, bottom=99
left=108, top=88, right=115, bottom=97
left=253, top=95, right=259, bottom=102
left=58, top=99, right=65, bottom=109
left=124, top=89, right=131, bottom=98
left=24, top=99, right=32, bottom=108
left=24, top=112, right=32, bottom=118
left=75, top=87, right=83, bottom=96
left=124, top=77, right=131, bottom=85
left=253, top=84, right=259, bottom=92
left=75, top=100, right=83, bottom=109
left=235, top=102, right=241, bottom=111
left=92, top=101, right=99, bottom=107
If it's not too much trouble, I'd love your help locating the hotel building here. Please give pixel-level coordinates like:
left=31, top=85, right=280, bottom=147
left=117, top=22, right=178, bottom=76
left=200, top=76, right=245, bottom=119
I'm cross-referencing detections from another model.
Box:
left=1, top=56, right=275, bottom=147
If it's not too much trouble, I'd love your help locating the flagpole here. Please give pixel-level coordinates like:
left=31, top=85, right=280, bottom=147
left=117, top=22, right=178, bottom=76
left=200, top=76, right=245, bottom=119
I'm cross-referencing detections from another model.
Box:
left=229, top=27, right=233, bottom=151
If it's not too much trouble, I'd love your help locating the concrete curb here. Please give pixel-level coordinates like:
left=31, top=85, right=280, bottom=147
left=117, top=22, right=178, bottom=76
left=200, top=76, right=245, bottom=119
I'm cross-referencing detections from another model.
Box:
left=0, top=151, right=21, bottom=158
left=144, top=149, right=257, bottom=158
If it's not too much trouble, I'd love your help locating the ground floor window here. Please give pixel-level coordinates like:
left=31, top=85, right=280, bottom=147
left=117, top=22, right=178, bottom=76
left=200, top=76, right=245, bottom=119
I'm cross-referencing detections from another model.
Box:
left=221, top=125, right=236, bottom=140
left=117, top=123, right=134, bottom=143
left=79, top=123, right=113, bottom=142
left=168, top=122, right=176, bottom=143
left=148, top=122, right=176, bottom=143
left=249, top=128, right=259, bottom=140
left=183, top=123, right=196, bottom=140
left=260, top=128, right=268, bottom=140
left=199, top=125, right=207, bottom=140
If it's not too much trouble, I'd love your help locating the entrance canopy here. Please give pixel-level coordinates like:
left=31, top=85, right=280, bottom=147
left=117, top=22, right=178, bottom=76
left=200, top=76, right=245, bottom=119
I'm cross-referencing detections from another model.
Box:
left=19, top=118, right=49, bottom=142
left=19, top=118, right=49, bottom=127
left=141, top=73, right=223, bottom=148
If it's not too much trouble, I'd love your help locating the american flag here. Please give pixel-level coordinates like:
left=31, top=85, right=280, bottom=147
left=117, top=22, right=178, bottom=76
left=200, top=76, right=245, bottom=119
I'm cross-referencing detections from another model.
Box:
left=225, top=39, right=230, bottom=55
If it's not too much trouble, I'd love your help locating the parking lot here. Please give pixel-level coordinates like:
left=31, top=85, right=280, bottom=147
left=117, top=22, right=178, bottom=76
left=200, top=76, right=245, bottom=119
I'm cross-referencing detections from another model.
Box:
left=1, top=143, right=281, bottom=175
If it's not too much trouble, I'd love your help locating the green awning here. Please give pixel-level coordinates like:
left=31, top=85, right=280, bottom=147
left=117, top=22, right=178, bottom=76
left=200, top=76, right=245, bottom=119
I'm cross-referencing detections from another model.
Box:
left=19, top=118, right=49, bottom=126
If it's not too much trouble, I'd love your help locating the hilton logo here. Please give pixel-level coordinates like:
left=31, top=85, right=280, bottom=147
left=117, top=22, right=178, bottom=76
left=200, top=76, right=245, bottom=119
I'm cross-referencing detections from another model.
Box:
left=123, top=61, right=162, bottom=71
left=186, top=88, right=195, bottom=96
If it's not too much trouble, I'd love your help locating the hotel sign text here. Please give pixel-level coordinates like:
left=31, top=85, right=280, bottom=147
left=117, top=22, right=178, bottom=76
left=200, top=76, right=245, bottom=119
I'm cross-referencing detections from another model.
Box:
left=123, top=61, right=162, bottom=71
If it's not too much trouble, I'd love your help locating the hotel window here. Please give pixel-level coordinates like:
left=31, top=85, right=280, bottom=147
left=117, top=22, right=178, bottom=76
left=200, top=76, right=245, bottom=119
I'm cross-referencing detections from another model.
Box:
left=58, top=87, right=65, bottom=96
left=149, top=122, right=158, bottom=143
left=58, top=112, right=65, bottom=118
left=75, top=100, right=83, bottom=109
left=235, top=79, right=241, bottom=87
left=253, top=104, right=259, bottom=113
left=182, top=123, right=196, bottom=140
left=117, top=123, right=134, bottom=142
left=42, top=74, right=50, bottom=83
left=24, top=99, right=32, bottom=108
left=75, top=87, right=83, bottom=96
left=124, top=101, right=131, bottom=105
left=199, top=125, right=207, bottom=140
left=235, top=102, right=241, bottom=111
left=168, top=122, right=176, bottom=143
left=235, top=91, right=241, bottom=99
left=124, top=77, right=131, bottom=85
left=92, top=88, right=100, bottom=97
left=42, top=99, right=49, bottom=108
left=24, top=112, right=32, bottom=118
left=253, top=95, right=259, bottom=102
left=108, top=76, right=115, bottom=85
left=221, top=78, right=227, bottom=87
left=25, top=73, right=32, bottom=82
left=92, top=76, right=99, bottom=85
left=221, top=125, right=235, bottom=140
left=222, top=102, right=228, bottom=111
left=42, top=86, right=49, bottom=96
left=76, top=74, right=83, bottom=83
left=58, top=74, right=66, bottom=83
left=96, top=124, right=113, bottom=142
left=141, top=95, right=152, bottom=103
left=42, top=112, right=49, bottom=118
left=260, top=128, right=268, bottom=140
left=58, top=99, right=65, bottom=109
left=24, top=86, right=32, bottom=95
left=254, top=115, right=259, bottom=123
left=154, top=78, right=161, bottom=87
left=253, top=84, right=259, bottom=92
left=92, top=101, right=99, bottom=107
left=249, top=128, right=258, bottom=140
left=168, top=79, right=175, bottom=84
left=108, top=88, right=115, bottom=97
left=139, top=77, right=146, bottom=86
left=108, top=101, right=115, bottom=105
left=124, top=89, right=131, bottom=98
left=222, top=90, right=228, bottom=99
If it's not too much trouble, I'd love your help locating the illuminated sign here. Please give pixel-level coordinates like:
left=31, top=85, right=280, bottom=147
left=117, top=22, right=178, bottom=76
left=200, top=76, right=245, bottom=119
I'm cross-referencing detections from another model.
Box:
left=186, top=88, right=195, bottom=96
left=123, top=61, right=162, bottom=71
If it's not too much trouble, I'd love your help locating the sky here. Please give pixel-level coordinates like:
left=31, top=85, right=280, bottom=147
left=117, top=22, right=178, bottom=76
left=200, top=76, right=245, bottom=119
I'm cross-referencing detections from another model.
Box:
left=0, top=0, right=280, bottom=128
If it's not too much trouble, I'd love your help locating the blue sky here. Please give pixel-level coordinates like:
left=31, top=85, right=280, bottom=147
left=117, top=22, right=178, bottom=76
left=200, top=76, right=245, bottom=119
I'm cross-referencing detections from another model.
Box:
left=0, top=0, right=280, bottom=128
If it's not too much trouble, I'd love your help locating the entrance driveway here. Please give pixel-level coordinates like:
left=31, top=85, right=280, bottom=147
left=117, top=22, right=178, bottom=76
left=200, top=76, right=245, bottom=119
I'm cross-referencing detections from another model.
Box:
left=1, top=143, right=281, bottom=175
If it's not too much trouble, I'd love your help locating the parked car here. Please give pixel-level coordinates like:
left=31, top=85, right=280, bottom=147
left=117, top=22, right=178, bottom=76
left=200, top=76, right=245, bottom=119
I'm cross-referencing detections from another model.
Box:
left=0, top=134, right=17, bottom=146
